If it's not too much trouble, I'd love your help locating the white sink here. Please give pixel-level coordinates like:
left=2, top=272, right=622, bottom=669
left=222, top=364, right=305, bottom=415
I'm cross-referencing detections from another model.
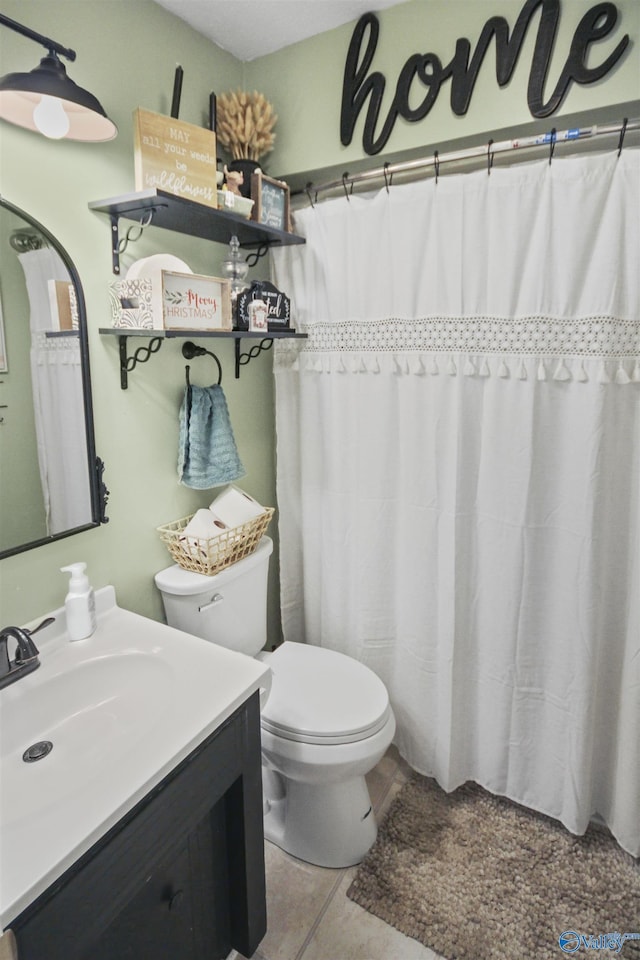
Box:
left=1, top=652, right=173, bottom=828
left=0, top=586, right=271, bottom=928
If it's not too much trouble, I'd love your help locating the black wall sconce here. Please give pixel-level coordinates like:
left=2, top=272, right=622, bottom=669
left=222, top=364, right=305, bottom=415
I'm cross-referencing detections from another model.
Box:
left=0, top=12, right=117, bottom=141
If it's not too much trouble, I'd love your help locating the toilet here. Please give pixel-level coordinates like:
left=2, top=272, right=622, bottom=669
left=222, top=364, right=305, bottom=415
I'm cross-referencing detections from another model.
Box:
left=154, top=536, right=396, bottom=868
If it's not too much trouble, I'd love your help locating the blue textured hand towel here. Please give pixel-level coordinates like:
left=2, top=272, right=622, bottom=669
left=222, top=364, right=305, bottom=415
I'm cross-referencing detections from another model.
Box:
left=178, top=384, right=245, bottom=489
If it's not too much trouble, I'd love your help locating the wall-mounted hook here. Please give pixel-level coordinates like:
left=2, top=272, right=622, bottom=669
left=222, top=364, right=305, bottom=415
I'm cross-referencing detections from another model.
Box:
left=617, top=117, right=628, bottom=157
left=182, top=341, right=222, bottom=385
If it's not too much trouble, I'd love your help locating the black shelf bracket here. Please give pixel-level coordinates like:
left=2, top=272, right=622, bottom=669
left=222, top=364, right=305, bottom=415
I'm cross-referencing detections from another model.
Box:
left=110, top=215, right=119, bottom=274
left=235, top=337, right=274, bottom=378
left=118, top=334, right=163, bottom=389
left=89, top=191, right=305, bottom=276
left=110, top=209, right=156, bottom=274
left=101, top=329, right=306, bottom=389
left=244, top=242, right=270, bottom=269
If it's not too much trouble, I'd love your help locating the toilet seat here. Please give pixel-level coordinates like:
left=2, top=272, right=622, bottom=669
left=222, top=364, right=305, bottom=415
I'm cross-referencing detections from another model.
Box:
left=260, top=642, right=391, bottom=746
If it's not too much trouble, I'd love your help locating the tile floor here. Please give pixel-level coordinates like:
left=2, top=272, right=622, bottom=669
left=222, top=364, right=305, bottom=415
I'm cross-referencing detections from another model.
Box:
left=230, top=747, right=445, bottom=960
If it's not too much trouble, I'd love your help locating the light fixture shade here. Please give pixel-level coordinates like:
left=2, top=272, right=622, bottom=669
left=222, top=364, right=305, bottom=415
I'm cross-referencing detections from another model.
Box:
left=0, top=53, right=117, bottom=141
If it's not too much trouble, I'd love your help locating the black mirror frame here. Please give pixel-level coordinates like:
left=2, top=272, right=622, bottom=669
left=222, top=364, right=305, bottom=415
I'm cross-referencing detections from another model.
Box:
left=0, top=197, right=108, bottom=559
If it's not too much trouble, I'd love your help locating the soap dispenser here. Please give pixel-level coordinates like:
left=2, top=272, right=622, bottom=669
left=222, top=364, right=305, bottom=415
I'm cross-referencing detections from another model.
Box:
left=61, top=562, right=97, bottom=641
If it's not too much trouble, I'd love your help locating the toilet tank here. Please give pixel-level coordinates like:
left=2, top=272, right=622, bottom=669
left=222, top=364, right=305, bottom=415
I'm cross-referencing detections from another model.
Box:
left=154, top=536, right=273, bottom=656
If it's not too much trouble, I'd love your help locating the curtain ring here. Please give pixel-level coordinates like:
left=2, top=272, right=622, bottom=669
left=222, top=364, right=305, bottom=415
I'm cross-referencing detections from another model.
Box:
left=434, top=150, right=440, bottom=184
left=305, top=182, right=316, bottom=208
left=487, top=140, right=494, bottom=176
left=342, top=172, right=352, bottom=201
left=617, top=117, right=628, bottom=157
left=548, top=128, right=556, bottom=165
left=383, top=162, right=392, bottom=193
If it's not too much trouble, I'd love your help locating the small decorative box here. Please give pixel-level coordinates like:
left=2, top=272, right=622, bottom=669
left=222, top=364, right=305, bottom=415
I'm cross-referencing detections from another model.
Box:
left=109, top=277, right=154, bottom=329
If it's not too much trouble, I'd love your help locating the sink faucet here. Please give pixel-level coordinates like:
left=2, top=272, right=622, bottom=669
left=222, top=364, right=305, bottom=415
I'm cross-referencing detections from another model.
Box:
left=0, top=617, right=53, bottom=690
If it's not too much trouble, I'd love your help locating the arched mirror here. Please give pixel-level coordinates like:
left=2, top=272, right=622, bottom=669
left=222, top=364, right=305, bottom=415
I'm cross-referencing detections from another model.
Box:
left=0, top=197, right=107, bottom=558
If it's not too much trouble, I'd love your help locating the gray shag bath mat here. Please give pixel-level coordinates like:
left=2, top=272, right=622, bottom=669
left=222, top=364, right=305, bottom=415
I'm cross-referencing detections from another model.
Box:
left=347, top=776, right=640, bottom=960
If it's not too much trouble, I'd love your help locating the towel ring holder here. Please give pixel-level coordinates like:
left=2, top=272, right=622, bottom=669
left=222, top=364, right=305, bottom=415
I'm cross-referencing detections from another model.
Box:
left=182, top=341, right=222, bottom=385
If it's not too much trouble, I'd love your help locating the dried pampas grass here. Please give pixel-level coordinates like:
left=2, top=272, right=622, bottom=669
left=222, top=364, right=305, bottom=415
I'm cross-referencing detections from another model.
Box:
left=216, top=89, right=277, bottom=162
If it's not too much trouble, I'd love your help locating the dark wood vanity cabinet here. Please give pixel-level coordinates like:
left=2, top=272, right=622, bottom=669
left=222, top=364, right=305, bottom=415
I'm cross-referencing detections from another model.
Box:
left=11, top=692, right=266, bottom=960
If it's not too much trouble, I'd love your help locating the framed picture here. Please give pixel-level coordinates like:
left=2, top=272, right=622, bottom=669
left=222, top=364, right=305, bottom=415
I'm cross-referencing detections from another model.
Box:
left=161, top=271, right=232, bottom=331
left=251, top=171, right=290, bottom=232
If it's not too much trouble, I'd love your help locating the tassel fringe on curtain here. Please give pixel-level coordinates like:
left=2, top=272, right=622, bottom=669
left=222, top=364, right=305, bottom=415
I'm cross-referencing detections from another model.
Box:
left=278, top=318, right=640, bottom=384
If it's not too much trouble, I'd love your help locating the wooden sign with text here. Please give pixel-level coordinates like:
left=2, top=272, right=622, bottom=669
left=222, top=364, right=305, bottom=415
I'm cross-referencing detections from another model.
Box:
left=236, top=281, right=291, bottom=332
left=342, top=2, right=630, bottom=156
left=133, top=108, right=218, bottom=208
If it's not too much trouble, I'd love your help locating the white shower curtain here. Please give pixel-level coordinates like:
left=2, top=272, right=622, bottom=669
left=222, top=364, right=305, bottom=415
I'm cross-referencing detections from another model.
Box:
left=272, top=150, right=640, bottom=858
left=19, top=249, right=91, bottom=535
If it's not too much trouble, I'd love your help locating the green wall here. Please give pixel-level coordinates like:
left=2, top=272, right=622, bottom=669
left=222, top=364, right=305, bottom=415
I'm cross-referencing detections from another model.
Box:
left=250, top=0, right=639, bottom=184
left=0, top=0, right=272, bottom=629
left=0, top=0, right=638, bottom=632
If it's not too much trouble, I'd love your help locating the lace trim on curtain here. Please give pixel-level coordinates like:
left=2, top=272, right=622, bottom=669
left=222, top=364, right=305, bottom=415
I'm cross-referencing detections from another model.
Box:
left=32, top=330, right=81, bottom=365
left=275, top=316, right=640, bottom=383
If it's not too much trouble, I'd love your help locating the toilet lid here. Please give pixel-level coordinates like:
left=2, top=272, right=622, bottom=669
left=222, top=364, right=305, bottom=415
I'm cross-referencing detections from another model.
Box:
left=261, top=642, right=391, bottom=745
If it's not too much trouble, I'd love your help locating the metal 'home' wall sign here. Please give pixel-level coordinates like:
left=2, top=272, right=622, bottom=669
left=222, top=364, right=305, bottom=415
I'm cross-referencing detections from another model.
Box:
left=341, top=0, right=630, bottom=156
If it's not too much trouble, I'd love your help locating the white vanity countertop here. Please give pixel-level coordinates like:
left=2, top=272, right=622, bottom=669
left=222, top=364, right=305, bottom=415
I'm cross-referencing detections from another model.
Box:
left=0, top=587, right=271, bottom=929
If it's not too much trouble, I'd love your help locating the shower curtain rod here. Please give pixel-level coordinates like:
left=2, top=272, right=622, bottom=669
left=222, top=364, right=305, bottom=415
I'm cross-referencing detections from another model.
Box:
left=300, top=117, right=639, bottom=203
left=9, top=229, right=46, bottom=252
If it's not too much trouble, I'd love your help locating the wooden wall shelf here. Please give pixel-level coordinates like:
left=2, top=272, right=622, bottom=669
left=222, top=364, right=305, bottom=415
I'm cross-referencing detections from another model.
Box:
left=99, top=328, right=307, bottom=389
left=89, top=189, right=305, bottom=275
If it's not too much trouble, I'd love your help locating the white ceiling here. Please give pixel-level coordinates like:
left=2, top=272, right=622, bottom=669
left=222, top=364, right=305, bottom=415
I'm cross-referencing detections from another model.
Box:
left=152, top=0, right=407, bottom=61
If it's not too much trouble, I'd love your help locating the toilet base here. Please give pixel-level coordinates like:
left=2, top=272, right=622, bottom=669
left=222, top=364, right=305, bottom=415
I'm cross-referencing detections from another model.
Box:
left=263, top=772, right=377, bottom=868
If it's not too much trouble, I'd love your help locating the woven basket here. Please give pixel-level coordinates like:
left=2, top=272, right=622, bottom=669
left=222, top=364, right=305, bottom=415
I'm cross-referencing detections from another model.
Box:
left=158, top=507, right=274, bottom=576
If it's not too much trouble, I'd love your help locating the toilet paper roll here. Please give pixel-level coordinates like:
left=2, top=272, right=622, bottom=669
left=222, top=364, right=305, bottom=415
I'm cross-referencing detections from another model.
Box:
left=179, top=508, right=228, bottom=560
left=126, top=254, right=192, bottom=280
left=183, top=508, right=228, bottom=539
left=209, top=485, right=265, bottom=529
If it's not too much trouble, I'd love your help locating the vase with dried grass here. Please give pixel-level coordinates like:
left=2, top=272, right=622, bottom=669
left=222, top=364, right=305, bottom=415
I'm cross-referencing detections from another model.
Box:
left=216, top=89, right=277, bottom=198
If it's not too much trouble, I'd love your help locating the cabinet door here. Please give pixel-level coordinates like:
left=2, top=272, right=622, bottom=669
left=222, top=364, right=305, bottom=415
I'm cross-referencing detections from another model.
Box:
left=90, top=803, right=230, bottom=960
left=90, top=841, right=196, bottom=960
